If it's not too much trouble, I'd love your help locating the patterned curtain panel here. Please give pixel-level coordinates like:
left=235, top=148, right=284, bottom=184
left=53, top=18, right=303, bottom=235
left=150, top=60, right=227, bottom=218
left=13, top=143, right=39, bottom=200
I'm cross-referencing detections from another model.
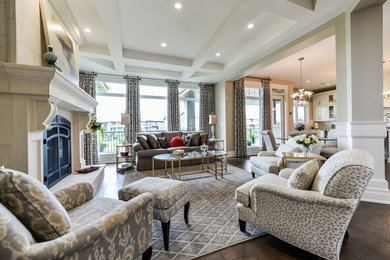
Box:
left=262, top=78, right=272, bottom=151
left=79, top=73, right=98, bottom=165
left=125, top=76, right=141, bottom=144
left=234, top=78, right=247, bottom=158
left=167, top=80, right=180, bottom=131
left=199, top=83, right=215, bottom=135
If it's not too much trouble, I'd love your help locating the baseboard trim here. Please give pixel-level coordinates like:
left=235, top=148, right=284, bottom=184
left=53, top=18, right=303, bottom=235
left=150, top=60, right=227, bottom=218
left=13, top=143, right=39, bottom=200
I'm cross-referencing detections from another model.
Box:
left=362, top=187, right=390, bottom=204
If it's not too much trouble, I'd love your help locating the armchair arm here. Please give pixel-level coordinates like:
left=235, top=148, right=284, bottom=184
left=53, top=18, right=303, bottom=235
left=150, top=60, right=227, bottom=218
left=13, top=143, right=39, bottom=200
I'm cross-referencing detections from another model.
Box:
left=53, top=183, right=94, bottom=211
left=250, top=183, right=358, bottom=212
left=133, top=142, right=144, bottom=153
left=257, top=151, right=276, bottom=157
left=27, top=192, right=154, bottom=260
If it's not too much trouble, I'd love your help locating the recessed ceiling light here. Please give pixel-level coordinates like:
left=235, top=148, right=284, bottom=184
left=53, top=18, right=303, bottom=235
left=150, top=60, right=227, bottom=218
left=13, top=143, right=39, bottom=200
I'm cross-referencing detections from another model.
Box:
left=247, top=23, right=254, bottom=29
left=161, top=42, right=167, bottom=47
left=174, top=3, right=182, bottom=9
left=84, top=28, right=92, bottom=33
left=326, top=83, right=330, bottom=86
left=216, top=52, right=221, bottom=56
left=306, top=80, right=310, bottom=83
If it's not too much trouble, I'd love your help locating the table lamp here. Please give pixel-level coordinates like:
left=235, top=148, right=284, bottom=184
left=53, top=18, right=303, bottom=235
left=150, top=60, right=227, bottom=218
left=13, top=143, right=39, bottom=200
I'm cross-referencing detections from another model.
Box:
left=209, top=114, right=217, bottom=140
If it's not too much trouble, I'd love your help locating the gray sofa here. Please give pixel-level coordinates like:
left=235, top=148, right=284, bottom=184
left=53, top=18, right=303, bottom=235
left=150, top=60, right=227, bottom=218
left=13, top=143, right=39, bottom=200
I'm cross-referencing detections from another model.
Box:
left=134, top=131, right=214, bottom=171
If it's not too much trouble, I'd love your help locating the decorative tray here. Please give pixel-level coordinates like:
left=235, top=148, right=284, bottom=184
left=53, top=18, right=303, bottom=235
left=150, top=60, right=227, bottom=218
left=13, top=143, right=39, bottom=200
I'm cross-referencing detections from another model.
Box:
left=76, top=166, right=100, bottom=174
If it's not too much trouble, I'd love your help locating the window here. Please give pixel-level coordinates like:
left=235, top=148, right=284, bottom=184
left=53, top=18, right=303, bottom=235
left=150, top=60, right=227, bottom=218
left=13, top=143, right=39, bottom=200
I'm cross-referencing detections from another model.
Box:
left=293, top=102, right=309, bottom=123
left=179, top=87, right=200, bottom=131
left=140, top=85, right=167, bottom=131
left=96, top=81, right=126, bottom=154
left=245, top=87, right=262, bottom=147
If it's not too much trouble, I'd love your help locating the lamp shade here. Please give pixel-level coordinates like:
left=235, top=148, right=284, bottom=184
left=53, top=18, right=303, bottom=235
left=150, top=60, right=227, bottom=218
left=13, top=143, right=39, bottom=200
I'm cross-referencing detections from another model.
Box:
left=209, top=114, right=217, bottom=124
left=121, top=113, right=130, bottom=125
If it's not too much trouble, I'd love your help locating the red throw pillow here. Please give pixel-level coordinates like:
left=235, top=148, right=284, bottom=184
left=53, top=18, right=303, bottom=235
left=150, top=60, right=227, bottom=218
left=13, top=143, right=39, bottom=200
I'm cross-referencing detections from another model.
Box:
left=170, top=136, right=184, bottom=147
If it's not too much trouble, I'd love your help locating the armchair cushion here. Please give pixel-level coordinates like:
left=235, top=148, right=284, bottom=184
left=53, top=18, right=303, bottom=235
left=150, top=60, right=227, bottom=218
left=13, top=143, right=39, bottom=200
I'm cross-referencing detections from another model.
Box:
left=312, top=149, right=375, bottom=199
left=54, top=182, right=95, bottom=211
left=68, top=197, right=125, bottom=230
left=287, top=160, right=319, bottom=190
left=279, top=168, right=294, bottom=179
left=235, top=174, right=287, bottom=207
left=0, top=169, right=71, bottom=242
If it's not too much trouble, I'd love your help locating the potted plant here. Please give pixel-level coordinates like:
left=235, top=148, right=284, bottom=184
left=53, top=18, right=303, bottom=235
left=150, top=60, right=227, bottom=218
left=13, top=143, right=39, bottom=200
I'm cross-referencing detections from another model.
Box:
left=247, top=139, right=252, bottom=146
left=99, top=143, right=108, bottom=152
left=295, top=122, right=305, bottom=131
left=249, top=129, right=256, bottom=144
left=295, top=134, right=318, bottom=154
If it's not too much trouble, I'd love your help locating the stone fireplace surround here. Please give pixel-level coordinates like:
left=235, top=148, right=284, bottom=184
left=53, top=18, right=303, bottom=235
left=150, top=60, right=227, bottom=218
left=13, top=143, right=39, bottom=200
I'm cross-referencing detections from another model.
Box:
left=0, top=62, right=98, bottom=182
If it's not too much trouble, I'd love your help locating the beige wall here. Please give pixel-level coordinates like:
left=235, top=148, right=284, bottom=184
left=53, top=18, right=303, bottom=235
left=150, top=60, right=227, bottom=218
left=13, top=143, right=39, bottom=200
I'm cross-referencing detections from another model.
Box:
left=215, top=78, right=294, bottom=154
left=15, top=0, right=44, bottom=65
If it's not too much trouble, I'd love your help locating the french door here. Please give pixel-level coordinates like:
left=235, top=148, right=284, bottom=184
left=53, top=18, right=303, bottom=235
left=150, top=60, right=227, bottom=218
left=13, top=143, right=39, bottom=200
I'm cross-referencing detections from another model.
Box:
left=272, top=95, right=285, bottom=143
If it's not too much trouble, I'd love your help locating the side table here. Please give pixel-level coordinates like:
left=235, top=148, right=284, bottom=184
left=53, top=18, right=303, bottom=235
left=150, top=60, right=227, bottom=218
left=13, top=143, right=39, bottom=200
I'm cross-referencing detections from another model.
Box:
left=280, top=152, right=326, bottom=168
left=116, top=144, right=133, bottom=171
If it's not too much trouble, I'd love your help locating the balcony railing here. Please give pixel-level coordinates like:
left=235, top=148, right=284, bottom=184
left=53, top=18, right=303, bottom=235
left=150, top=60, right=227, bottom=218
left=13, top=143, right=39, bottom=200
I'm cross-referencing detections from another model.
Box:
left=98, top=131, right=125, bottom=154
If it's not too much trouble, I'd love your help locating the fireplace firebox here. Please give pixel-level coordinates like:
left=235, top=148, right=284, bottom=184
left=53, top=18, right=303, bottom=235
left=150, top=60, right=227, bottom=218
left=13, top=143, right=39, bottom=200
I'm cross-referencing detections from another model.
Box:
left=43, top=115, right=71, bottom=188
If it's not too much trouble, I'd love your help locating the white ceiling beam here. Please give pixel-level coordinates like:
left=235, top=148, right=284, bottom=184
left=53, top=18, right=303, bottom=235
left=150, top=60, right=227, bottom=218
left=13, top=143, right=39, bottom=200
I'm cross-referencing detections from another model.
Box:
left=79, top=44, right=111, bottom=57
left=125, top=66, right=182, bottom=79
left=200, top=62, right=224, bottom=72
left=83, top=57, right=115, bottom=70
left=123, top=49, right=192, bottom=67
left=94, top=0, right=124, bottom=73
left=181, top=3, right=260, bottom=79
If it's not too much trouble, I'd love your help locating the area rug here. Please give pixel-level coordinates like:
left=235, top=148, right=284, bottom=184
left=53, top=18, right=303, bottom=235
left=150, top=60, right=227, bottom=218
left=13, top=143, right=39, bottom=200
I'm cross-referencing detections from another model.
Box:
left=124, top=164, right=267, bottom=260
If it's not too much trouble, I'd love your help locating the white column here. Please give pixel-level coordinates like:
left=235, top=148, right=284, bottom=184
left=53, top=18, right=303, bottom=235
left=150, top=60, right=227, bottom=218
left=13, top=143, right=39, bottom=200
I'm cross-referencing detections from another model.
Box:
left=336, top=4, right=390, bottom=204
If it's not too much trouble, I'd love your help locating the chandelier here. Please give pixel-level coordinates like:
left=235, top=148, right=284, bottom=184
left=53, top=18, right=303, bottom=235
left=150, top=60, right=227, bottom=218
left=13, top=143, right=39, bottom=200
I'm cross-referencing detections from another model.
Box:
left=291, top=57, right=313, bottom=102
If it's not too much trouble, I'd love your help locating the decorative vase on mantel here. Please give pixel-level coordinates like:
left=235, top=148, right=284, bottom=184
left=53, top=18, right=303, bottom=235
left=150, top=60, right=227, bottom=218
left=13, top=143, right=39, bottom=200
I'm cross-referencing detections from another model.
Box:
left=43, top=45, right=62, bottom=71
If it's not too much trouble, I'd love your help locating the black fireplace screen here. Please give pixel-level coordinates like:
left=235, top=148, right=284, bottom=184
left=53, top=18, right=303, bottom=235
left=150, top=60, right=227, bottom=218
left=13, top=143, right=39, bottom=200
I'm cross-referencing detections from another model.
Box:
left=43, top=115, right=71, bottom=188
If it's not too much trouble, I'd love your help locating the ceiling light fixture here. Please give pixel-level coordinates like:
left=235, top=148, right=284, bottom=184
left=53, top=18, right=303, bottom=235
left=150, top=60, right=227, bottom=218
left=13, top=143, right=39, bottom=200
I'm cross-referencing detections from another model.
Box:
left=216, top=52, right=221, bottom=56
left=306, top=80, right=310, bottom=83
left=326, top=83, right=330, bottom=86
left=161, top=42, right=167, bottom=47
left=247, top=23, right=254, bottom=29
left=84, top=28, right=92, bottom=33
left=291, top=57, right=313, bottom=103
left=174, top=3, right=182, bottom=9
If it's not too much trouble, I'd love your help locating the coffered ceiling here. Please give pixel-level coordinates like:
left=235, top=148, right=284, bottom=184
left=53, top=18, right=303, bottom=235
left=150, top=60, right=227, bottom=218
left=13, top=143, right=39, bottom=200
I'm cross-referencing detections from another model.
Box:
left=62, top=0, right=359, bottom=84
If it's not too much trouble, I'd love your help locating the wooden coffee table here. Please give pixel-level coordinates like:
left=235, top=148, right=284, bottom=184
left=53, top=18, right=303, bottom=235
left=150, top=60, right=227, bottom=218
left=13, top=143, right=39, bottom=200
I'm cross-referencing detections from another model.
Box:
left=152, top=151, right=227, bottom=180
left=280, top=152, right=326, bottom=168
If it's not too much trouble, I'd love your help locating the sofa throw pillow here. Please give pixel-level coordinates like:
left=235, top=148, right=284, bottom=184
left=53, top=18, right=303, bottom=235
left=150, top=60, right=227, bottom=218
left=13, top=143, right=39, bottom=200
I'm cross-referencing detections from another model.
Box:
left=158, top=137, right=169, bottom=148
left=0, top=169, right=72, bottom=242
left=147, top=134, right=159, bottom=149
left=190, top=133, right=200, bottom=146
left=170, top=136, right=184, bottom=147
left=288, top=160, right=319, bottom=190
left=199, top=133, right=208, bottom=145
left=137, top=135, right=149, bottom=150
left=181, top=134, right=191, bottom=147
left=275, top=143, right=300, bottom=158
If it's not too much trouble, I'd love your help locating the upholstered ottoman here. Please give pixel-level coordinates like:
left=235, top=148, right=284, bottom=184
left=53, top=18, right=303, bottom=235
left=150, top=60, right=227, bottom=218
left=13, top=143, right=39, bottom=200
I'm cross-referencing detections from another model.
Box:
left=118, top=177, right=190, bottom=250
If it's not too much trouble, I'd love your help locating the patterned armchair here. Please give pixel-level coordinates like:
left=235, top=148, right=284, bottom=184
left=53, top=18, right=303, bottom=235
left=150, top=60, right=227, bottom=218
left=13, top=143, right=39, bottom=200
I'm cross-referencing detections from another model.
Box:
left=236, top=149, right=374, bottom=260
left=0, top=181, right=154, bottom=260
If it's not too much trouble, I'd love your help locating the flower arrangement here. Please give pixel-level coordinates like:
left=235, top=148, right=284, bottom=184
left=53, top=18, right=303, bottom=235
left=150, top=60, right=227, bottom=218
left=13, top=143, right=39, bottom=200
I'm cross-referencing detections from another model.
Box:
left=295, top=134, right=318, bottom=153
left=295, top=122, right=305, bottom=131
left=88, top=115, right=104, bottom=135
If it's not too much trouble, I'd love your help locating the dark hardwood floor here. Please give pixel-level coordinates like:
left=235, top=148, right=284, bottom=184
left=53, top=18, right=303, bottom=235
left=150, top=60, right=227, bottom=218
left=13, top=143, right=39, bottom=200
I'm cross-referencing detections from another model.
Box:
left=97, top=159, right=390, bottom=260
left=197, top=158, right=390, bottom=260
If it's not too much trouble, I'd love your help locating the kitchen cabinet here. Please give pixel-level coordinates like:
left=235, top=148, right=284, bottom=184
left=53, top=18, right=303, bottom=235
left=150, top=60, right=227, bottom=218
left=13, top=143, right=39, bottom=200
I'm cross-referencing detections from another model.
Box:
left=312, top=90, right=337, bottom=122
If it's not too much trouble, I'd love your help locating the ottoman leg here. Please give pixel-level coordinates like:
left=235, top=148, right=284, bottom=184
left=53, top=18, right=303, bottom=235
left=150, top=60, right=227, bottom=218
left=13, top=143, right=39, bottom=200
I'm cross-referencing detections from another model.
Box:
left=184, top=201, right=190, bottom=224
left=142, top=246, right=152, bottom=260
left=239, top=219, right=246, bottom=232
left=161, top=221, right=170, bottom=250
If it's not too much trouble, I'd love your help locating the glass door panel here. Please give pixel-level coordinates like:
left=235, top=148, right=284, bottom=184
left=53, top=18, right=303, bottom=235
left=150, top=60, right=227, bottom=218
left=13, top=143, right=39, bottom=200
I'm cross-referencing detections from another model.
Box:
left=272, top=96, right=285, bottom=143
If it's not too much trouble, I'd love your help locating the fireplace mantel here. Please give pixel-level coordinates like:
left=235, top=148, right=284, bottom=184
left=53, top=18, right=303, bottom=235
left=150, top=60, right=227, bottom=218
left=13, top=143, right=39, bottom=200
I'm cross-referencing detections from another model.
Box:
left=0, top=62, right=98, bottom=182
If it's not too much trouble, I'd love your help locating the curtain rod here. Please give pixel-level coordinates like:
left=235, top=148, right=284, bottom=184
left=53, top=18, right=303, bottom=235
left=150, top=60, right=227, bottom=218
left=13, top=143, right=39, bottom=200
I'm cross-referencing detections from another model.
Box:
left=245, top=76, right=271, bottom=81
left=81, top=70, right=215, bottom=85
